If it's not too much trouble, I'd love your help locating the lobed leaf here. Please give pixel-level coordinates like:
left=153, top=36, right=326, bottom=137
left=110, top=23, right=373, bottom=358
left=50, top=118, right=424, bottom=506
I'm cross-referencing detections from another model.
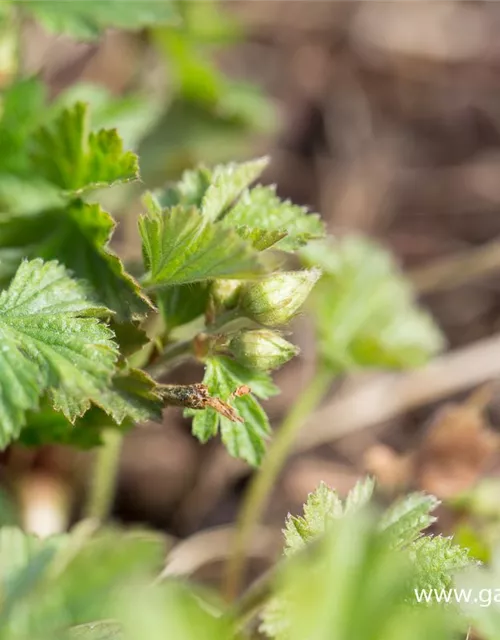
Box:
left=223, top=185, right=325, bottom=252
left=410, top=535, right=474, bottom=593
left=0, top=259, right=119, bottom=447
left=301, top=237, right=444, bottom=371
left=283, top=478, right=374, bottom=556
left=30, top=102, right=139, bottom=192
left=19, top=368, right=162, bottom=449
left=0, top=202, right=153, bottom=322
left=380, top=492, right=440, bottom=550
left=139, top=204, right=262, bottom=288
left=200, top=157, right=268, bottom=221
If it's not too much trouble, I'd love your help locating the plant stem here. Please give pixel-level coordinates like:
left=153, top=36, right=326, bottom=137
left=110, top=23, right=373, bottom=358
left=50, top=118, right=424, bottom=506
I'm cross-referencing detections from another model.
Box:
left=146, top=339, right=194, bottom=378
left=85, top=429, right=123, bottom=523
left=223, top=364, right=332, bottom=600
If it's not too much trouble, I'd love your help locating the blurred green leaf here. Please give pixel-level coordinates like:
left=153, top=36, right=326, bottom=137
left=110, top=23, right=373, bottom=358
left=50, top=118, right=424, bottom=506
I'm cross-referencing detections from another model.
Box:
left=456, top=550, right=500, bottom=640
left=138, top=97, right=275, bottom=184
left=410, top=536, right=474, bottom=593
left=187, top=356, right=278, bottom=466
left=139, top=204, right=262, bottom=287
left=115, top=580, right=233, bottom=640
left=68, top=621, right=122, bottom=640
left=301, top=237, right=444, bottom=371
left=51, top=84, right=165, bottom=151
left=0, top=78, right=46, bottom=175
left=19, top=0, right=178, bottom=40
left=283, top=479, right=374, bottom=556
left=264, top=512, right=456, bottom=640
left=380, top=493, right=439, bottom=550
left=30, top=103, right=138, bottom=192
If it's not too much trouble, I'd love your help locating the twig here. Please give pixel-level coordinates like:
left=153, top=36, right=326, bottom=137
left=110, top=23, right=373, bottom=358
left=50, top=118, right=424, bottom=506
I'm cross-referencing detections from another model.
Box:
left=296, top=332, right=500, bottom=452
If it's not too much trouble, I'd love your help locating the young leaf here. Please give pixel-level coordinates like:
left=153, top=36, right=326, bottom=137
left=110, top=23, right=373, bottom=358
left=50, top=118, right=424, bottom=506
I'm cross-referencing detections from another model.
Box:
left=156, top=166, right=213, bottom=208
left=301, top=237, right=444, bottom=371
left=188, top=356, right=278, bottom=466
left=263, top=512, right=456, bottom=640
left=19, top=0, right=178, bottom=40
left=283, top=478, right=374, bottom=555
left=201, top=157, right=268, bottom=221
left=379, top=493, right=440, bottom=550
left=233, top=226, right=286, bottom=251
left=30, top=102, right=138, bottom=192
left=139, top=205, right=262, bottom=288
left=0, top=259, right=118, bottom=447
left=223, top=185, right=325, bottom=252
left=410, top=535, right=474, bottom=592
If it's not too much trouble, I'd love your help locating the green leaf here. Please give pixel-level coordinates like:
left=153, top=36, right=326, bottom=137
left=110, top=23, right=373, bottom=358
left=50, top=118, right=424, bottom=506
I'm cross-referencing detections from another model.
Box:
left=301, top=237, right=444, bottom=371
left=223, top=185, right=325, bottom=252
left=455, top=549, right=500, bottom=639
left=30, top=102, right=139, bottom=192
left=52, top=83, right=164, bottom=151
left=201, top=157, right=268, bottom=221
left=263, top=512, right=456, bottom=640
left=96, top=367, right=163, bottom=425
left=0, top=202, right=153, bottom=322
left=410, top=535, right=474, bottom=592
left=19, top=368, right=162, bottom=449
left=109, top=320, right=149, bottom=358
left=157, top=283, right=210, bottom=331
left=379, top=493, right=439, bottom=550
left=19, top=0, right=178, bottom=40
left=155, top=166, right=213, bottom=208
left=234, top=226, right=286, bottom=251
left=139, top=205, right=262, bottom=288
left=0, top=77, right=46, bottom=176
left=0, top=259, right=119, bottom=447
left=283, top=478, right=375, bottom=556
left=188, top=356, right=278, bottom=466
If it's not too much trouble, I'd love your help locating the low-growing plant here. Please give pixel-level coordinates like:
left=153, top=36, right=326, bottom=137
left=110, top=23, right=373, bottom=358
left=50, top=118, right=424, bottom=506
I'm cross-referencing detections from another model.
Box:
left=0, top=3, right=493, bottom=640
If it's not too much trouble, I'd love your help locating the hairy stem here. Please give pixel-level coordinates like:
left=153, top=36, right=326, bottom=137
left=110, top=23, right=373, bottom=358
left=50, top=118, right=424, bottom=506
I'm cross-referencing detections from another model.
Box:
left=85, top=429, right=123, bottom=523
left=224, top=365, right=332, bottom=600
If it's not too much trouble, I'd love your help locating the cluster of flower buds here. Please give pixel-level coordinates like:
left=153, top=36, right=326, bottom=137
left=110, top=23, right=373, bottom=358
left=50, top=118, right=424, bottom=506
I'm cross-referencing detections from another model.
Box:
left=214, top=269, right=321, bottom=371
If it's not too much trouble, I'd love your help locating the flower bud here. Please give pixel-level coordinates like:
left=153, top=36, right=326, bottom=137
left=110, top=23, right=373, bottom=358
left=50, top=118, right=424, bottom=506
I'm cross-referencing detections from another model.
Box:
left=239, top=269, right=321, bottom=326
left=229, top=330, right=299, bottom=371
left=211, top=279, right=242, bottom=310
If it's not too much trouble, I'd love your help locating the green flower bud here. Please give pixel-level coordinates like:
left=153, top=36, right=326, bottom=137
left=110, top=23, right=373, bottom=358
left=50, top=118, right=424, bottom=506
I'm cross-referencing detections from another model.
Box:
left=239, top=269, right=321, bottom=326
left=229, top=330, right=299, bottom=371
left=211, top=279, right=242, bottom=310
